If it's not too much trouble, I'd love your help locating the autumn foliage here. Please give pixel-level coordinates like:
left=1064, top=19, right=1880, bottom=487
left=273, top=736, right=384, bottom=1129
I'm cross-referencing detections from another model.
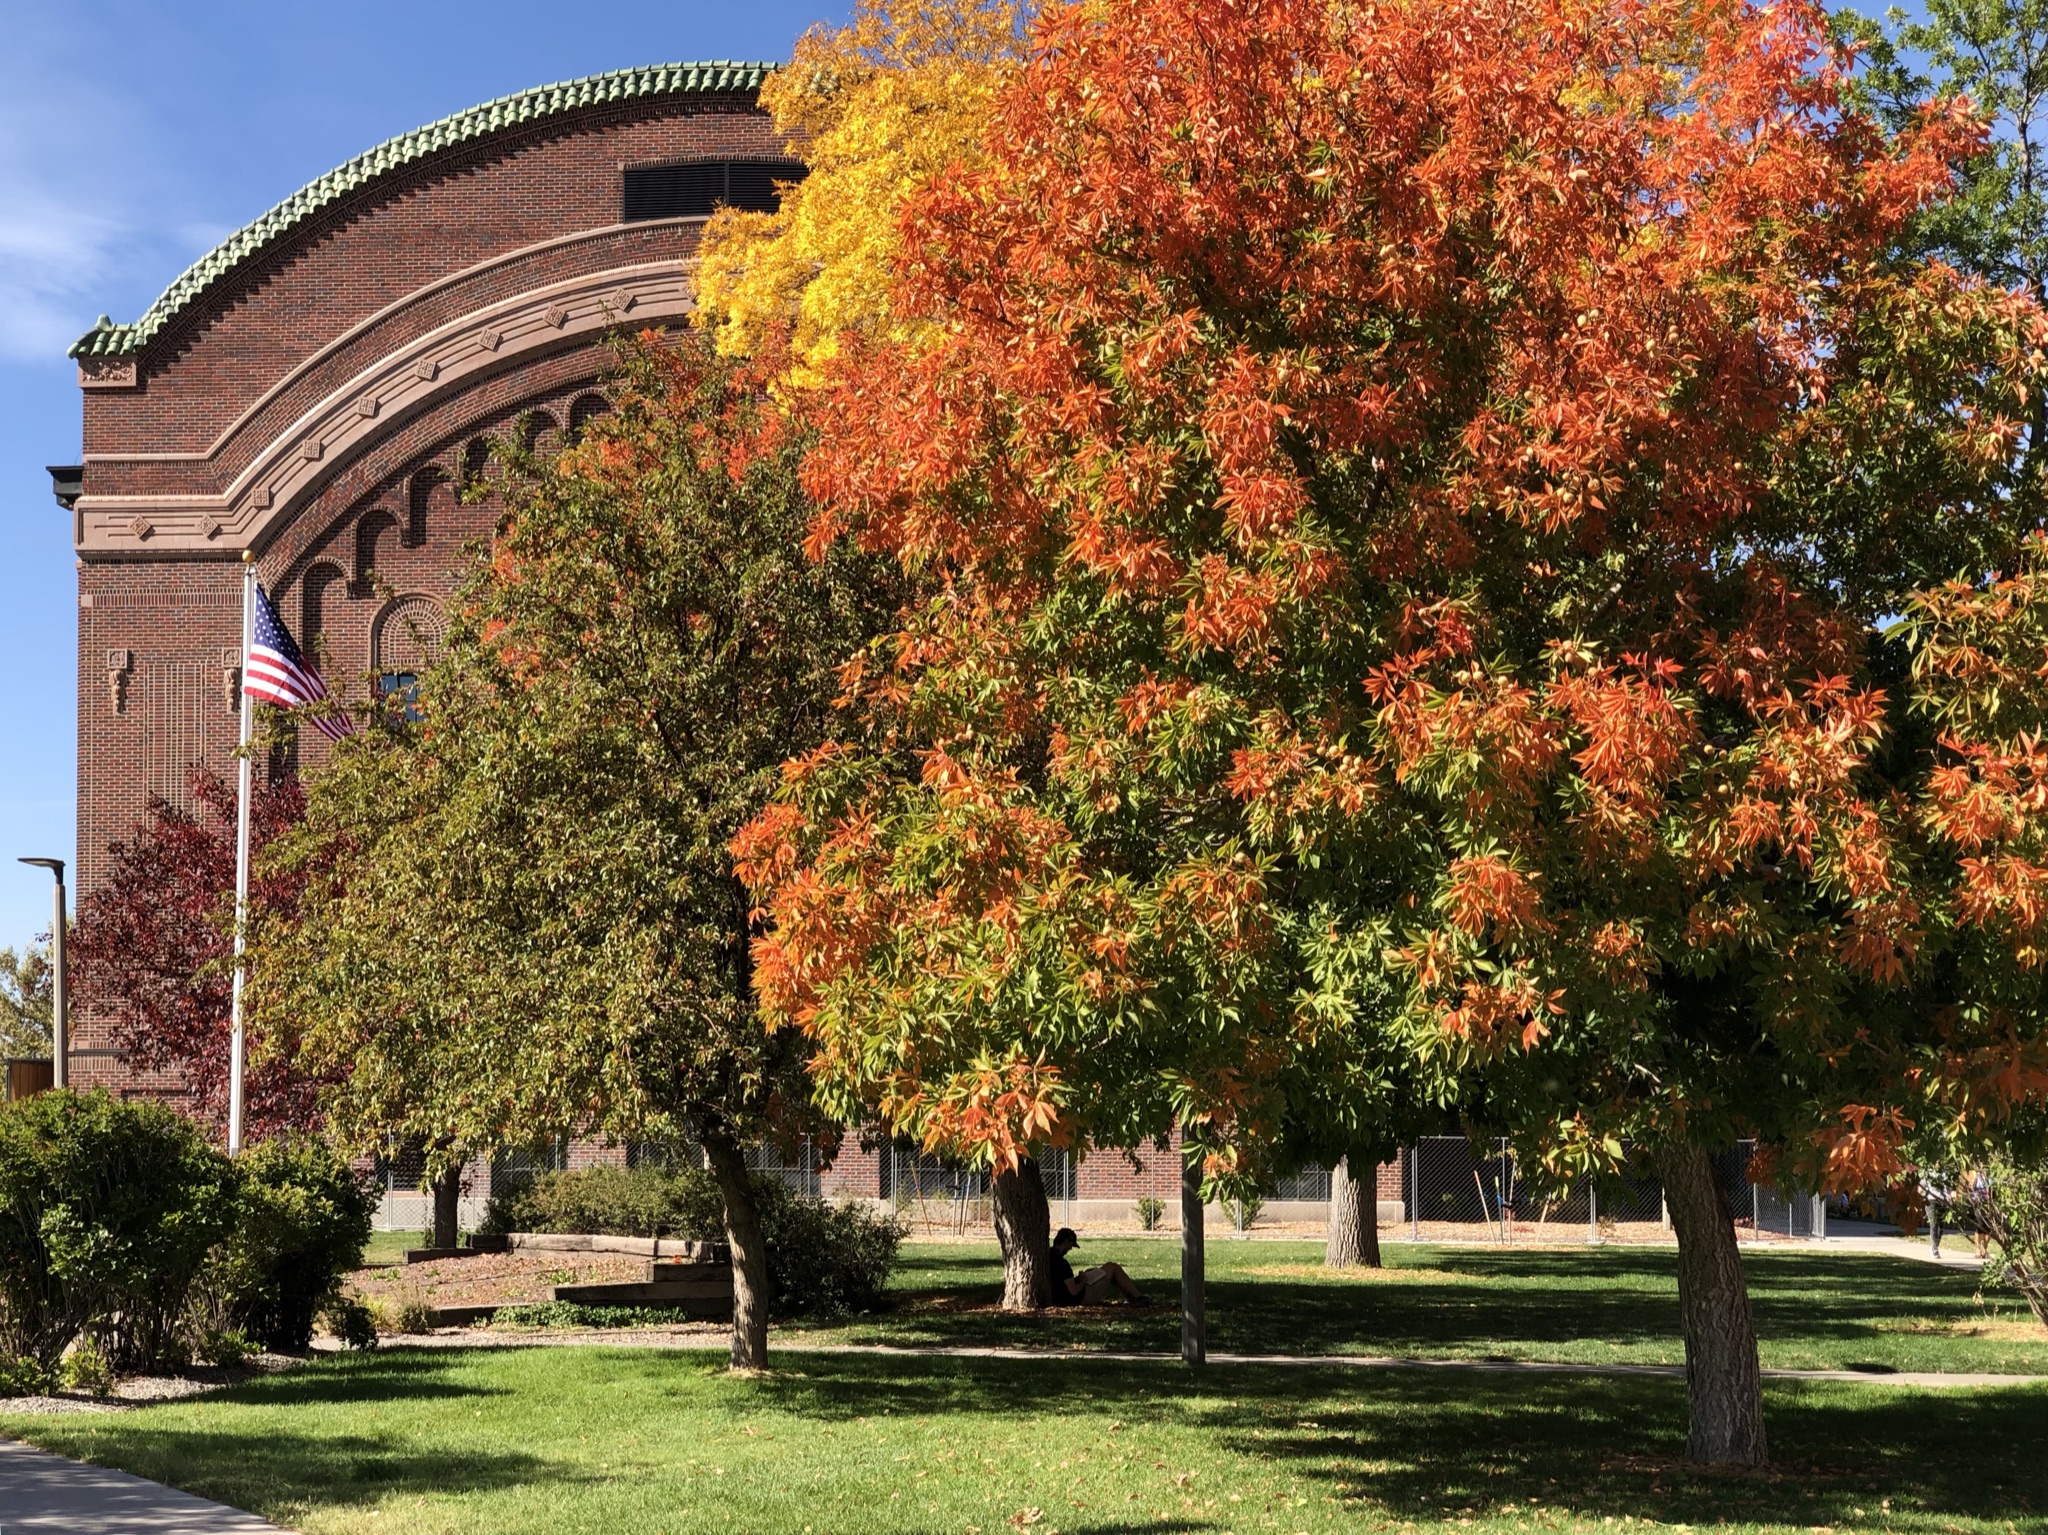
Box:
left=70, top=769, right=323, bottom=1138
left=695, top=0, right=1031, bottom=383
left=738, top=0, right=2048, bottom=1204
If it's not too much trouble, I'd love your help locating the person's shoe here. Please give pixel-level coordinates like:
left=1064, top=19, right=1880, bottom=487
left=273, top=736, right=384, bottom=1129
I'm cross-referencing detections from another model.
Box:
left=1128, top=1293, right=1158, bottom=1306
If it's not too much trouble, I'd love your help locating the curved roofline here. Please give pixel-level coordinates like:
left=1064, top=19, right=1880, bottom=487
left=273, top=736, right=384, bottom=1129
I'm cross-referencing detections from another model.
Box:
left=70, top=60, right=774, bottom=361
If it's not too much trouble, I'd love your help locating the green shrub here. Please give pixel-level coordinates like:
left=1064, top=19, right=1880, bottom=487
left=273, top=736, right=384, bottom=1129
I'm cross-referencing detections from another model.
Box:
left=492, top=1301, right=681, bottom=1330
left=320, top=1297, right=380, bottom=1351
left=0, top=1090, right=238, bottom=1370
left=0, top=1352, right=52, bottom=1397
left=197, top=1328, right=256, bottom=1368
left=60, top=1338, right=114, bottom=1396
left=487, top=1163, right=901, bottom=1315
left=396, top=1300, right=438, bottom=1334
left=750, top=1178, right=903, bottom=1316
left=481, top=1162, right=720, bottom=1238
left=207, top=1136, right=376, bottom=1351
left=1960, top=1154, right=2048, bottom=1325
left=1136, top=1196, right=1165, bottom=1231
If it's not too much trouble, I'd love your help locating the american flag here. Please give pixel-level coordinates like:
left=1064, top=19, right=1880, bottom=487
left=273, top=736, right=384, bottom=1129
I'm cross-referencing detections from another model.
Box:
left=244, top=583, right=355, bottom=741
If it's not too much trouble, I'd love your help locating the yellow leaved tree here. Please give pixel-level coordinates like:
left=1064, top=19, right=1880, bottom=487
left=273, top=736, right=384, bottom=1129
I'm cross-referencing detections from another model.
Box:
left=695, top=0, right=1030, bottom=384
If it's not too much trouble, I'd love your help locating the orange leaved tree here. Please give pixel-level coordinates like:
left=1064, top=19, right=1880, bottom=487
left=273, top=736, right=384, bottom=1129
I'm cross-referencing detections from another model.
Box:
left=738, top=0, right=2048, bottom=1461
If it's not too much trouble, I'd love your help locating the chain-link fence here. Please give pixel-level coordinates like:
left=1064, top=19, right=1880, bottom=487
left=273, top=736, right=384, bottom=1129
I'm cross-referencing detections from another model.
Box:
left=1396, top=1136, right=1823, bottom=1244
left=747, top=1137, right=824, bottom=1198
left=882, top=1145, right=991, bottom=1234
left=877, top=1145, right=1085, bottom=1234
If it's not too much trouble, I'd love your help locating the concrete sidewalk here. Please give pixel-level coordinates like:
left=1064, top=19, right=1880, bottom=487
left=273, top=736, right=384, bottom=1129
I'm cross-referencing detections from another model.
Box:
left=0, top=1435, right=287, bottom=1533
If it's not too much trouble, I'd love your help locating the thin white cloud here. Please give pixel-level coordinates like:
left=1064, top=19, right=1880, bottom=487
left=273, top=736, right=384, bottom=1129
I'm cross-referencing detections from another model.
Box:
left=0, top=176, right=138, bottom=360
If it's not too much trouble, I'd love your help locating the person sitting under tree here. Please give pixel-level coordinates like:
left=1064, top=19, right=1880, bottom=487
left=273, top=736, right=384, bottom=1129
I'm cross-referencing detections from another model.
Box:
left=1048, top=1227, right=1153, bottom=1305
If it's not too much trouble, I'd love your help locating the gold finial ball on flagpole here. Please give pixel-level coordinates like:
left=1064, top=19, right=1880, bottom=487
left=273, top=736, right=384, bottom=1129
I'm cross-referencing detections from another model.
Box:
left=241, top=549, right=255, bottom=564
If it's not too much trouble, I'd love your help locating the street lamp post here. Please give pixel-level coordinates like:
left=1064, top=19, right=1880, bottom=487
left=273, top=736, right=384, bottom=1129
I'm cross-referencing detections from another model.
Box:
left=18, top=858, right=67, bottom=1089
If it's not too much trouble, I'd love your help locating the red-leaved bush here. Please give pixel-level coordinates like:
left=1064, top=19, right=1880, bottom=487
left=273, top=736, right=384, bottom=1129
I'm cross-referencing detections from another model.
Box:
left=71, top=769, right=327, bottom=1136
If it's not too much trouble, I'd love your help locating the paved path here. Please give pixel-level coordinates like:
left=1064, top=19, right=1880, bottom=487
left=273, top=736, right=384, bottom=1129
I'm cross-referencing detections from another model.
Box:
left=0, top=1435, right=287, bottom=1534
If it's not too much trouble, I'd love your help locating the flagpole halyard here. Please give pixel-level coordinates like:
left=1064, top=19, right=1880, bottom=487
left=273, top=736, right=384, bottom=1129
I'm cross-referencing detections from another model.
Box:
left=228, top=552, right=255, bottom=1157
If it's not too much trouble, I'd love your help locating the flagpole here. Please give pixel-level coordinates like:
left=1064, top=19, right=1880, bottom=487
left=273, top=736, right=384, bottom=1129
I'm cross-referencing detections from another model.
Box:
left=228, top=551, right=256, bottom=1157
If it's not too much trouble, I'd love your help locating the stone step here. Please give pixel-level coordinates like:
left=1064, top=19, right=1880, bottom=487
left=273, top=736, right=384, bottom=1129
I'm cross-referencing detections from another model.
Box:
left=647, top=1259, right=732, bottom=1284
left=509, top=1232, right=729, bottom=1261
left=403, top=1246, right=482, bottom=1264
left=428, top=1303, right=501, bottom=1327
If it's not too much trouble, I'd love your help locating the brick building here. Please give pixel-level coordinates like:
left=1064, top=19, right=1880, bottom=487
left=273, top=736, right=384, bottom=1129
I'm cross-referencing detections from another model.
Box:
left=54, top=62, right=1401, bottom=1229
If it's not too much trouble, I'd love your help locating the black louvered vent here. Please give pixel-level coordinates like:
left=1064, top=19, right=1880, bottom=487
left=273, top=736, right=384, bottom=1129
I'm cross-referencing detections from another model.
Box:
left=623, top=159, right=807, bottom=221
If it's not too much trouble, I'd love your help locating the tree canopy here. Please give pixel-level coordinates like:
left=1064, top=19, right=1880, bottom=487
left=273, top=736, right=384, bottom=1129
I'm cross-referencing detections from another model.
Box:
left=694, top=0, right=1031, bottom=384
left=738, top=0, right=2048, bottom=1462
left=1839, top=0, right=2048, bottom=553
left=0, top=944, right=52, bottom=1063
left=253, top=334, right=899, bottom=1367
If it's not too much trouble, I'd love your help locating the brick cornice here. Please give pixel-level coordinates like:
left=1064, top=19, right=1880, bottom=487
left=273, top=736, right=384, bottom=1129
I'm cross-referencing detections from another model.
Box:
left=74, top=261, right=694, bottom=561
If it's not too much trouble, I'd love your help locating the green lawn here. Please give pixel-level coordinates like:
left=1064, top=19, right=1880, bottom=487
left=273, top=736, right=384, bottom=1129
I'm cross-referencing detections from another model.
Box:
left=4, top=1344, right=2042, bottom=1535
left=360, top=1229, right=423, bottom=1268
left=790, top=1238, right=2048, bottom=1376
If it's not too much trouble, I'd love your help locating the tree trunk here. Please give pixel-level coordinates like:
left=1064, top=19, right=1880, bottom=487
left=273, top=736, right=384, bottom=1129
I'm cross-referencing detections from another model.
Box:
left=1180, top=1154, right=1206, bottom=1365
left=1655, top=1142, right=1768, bottom=1468
left=1326, top=1155, right=1382, bottom=1269
left=431, top=1163, right=461, bottom=1250
left=701, top=1126, right=771, bottom=1371
left=991, top=1156, right=1052, bottom=1310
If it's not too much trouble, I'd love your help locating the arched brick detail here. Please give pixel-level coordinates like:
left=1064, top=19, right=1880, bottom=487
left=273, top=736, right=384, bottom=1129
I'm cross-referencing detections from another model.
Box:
left=301, top=562, right=346, bottom=657
left=372, top=595, right=446, bottom=675
left=407, top=467, right=454, bottom=549
left=569, top=391, right=609, bottom=438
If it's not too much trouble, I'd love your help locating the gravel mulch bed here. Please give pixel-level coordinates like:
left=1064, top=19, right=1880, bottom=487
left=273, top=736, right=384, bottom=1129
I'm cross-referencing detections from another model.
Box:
left=0, top=1353, right=309, bottom=1416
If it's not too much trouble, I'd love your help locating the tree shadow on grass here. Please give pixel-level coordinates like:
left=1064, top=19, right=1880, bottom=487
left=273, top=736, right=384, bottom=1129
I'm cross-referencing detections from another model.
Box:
left=26, top=1425, right=565, bottom=1515
left=0, top=1349, right=553, bottom=1521
left=745, top=1352, right=2048, bottom=1530
left=1233, top=1369, right=2048, bottom=1530
left=209, top=1346, right=520, bottom=1408
left=816, top=1243, right=2039, bottom=1370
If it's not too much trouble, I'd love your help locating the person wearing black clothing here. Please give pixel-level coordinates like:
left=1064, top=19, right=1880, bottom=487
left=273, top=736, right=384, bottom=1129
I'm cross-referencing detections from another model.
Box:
left=1047, top=1227, right=1152, bottom=1305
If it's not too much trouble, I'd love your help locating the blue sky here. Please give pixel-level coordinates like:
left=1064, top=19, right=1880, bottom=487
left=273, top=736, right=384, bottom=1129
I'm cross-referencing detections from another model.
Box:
left=0, top=0, right=847, bottom=953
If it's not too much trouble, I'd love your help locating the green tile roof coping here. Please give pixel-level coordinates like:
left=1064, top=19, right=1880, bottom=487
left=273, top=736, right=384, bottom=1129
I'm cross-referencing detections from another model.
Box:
left=69, top=60, right=774, bottom=361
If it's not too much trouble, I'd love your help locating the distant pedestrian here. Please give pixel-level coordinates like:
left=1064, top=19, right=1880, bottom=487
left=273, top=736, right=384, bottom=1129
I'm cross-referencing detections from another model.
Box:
left=1924, top=1171, right=1950, bottom=1259
left=1968, top=1167, right=1992, bottom=1260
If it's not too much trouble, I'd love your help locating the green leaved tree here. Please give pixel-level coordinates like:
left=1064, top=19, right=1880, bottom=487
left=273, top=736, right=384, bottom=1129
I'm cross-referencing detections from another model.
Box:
left=0, top=944, right=53, bottom=1062
left=1841, top=0, right=2048, bottom=485
left=252, top=333, right=898, bottom=1369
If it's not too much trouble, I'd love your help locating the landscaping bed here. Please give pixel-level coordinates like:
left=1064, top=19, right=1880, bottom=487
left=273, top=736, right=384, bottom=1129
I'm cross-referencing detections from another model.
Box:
left=0, top=1352, right=311, bottom=1416
left=346, top=1250, right=649, bottom=1318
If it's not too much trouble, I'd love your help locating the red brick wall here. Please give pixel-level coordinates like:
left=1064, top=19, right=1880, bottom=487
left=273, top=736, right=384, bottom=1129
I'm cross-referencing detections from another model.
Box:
left=80, top=98, right=776, bottom=461
left=69, top=88, right=782, bottom=1100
